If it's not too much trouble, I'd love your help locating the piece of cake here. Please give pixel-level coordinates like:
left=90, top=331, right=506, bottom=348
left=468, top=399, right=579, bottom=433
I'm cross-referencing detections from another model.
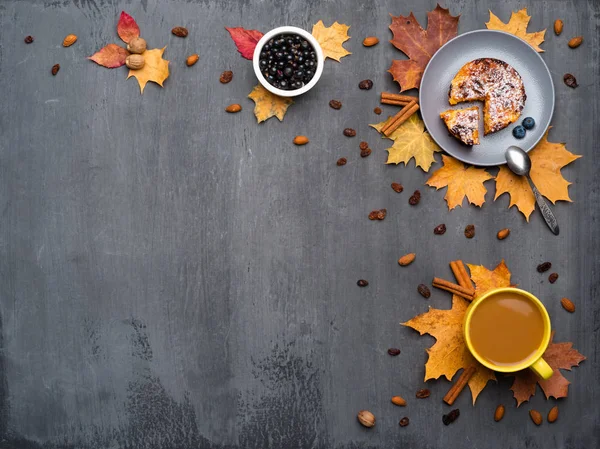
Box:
left=448, top=58, right=526, bottom=135
left=440, top=106, right=480, bottom=145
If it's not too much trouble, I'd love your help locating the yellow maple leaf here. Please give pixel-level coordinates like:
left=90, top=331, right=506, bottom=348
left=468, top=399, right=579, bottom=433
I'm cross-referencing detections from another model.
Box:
left=247, top=84, right=294, bottom=123
left=311, top=20, right=351, bottom=62
left=426, top=155, right=493, bottom=210
left=403, top=296, right=496, bottom=404
left=403, top=260, right=514, bottom=404
left=127, top=47, right=170, bottom=94
left=495, top=129, right=581, bottom=220
left=369, top=114, right=441, bottom=172
left=467, top=259, right=512, bottom=299
left=485, top=8, right=546, bottom=52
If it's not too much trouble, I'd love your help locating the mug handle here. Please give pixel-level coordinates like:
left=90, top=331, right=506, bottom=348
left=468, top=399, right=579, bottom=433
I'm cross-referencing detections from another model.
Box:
left=530, top=357, right=553, bottom=380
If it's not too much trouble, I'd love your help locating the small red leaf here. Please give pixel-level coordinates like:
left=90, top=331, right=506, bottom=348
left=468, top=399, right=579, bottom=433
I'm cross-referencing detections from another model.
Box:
left=88, top=44, right=130, bottom=68
left=225, top=27, right=264, bottom=60
left=117, top=11, right=140, bottom=44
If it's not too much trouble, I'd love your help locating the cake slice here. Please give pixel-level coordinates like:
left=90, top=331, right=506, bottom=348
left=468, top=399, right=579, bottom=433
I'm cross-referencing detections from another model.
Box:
left=448, top=58, right=526, bottom=135
left=440, top=106, right=480, bottom=146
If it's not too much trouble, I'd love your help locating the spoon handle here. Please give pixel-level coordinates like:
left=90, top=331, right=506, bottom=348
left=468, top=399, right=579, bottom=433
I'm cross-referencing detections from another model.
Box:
left=530, top=180, right=560, bottom=235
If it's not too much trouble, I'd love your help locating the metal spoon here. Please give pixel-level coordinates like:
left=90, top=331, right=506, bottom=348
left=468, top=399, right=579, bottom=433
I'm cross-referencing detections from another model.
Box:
left=505, top=146, right=559, bottom=235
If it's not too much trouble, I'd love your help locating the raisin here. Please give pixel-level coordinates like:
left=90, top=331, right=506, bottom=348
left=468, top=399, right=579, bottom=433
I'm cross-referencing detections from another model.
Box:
left=357, top=279, right=369, bottom=287
left=368, top=209, right=387, bottom=220
left=464, top=224, right=475, bottom=239
left=359, top=79, right=373, bottom=90
left=418, top=284, right=431, bottom=298
left=563, top=73, right=578, bottom=88
left=442, top=409, right=460, bottom=425
left=336, top=157, right=347, bottom=166
left=219, top=70, right=233, bottom=83
left=329, top=99, right=342, bottom=109
left=391, top=182, right=403, bottom=193
left=24, top=35, right=34, bottom=44
left=409, top=190, right=421, bottom=205
left=434, top=224, right=446, bottom=235
left=360, top=149, right=371, bottom=158
left=359, top=141, right=369, bottom=150
left=343, top=128, right=357, bottom=137
left=399, top=417, right=409, bottom=427
left=537, top=262, right=552, bottom=273
left=416, top=389, right=430, bottom=399
left=548, top=273, right=559, bottom=284
left=373, top=107, right=382, bottom=115
left=388, top=348, right=401, bottom=356
left=51, top=64, right=60, bottom=76
left=171, top=26, right=189, bottom=37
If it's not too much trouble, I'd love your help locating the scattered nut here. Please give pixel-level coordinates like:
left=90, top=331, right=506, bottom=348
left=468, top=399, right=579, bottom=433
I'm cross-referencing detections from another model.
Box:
left=568, top=36, right=583, bottom=48
left=357, top=279, right=369, bottom=287
left=329, top=99, right=342, bottom=109
left=464, top=224, right=475, bottom=239
left=363, top=36, right=380, bottom=47
left=24, top=35, right=34, bottom=44
left=391, top=396, right=407, bottom=406
left=343, top=128, right=357, bottom=137
left=293, top=135, right=309, bottom=145
left=418, top=284, right=431, bottom=298
left=373, top=107, right=382, bottom=115
left=388, top=348, right=401, bottom=356
left=172, top=26, right=189, bottom=38
left=220, top=70, right=233, bottom=83
left=547, top=406, right=559, bottom=423
left=537, top=262, right=552, bottom=273
left=398, top=253, right=416, bottom=266
left=357, top=410, right=376, bottom=428
left=359, top=141, right=369, bottom=150
left=497, top=228, right=510, bottom=240
left=529, top=409, right=543, bottom=426
left=561, top=297, right=575, bottom=313
left=125, top=54, right=145, bottom=70
left=127, top=37, right=147, bottom=54
left=434, top=224, right=446, bottom=235
left=360, top=148, right=371, bottom=158
left=409, top=190, right=421, bottom=205
left=549, top=272, right=559, bottom=284
left=62, top=34, right=77, bottom=47
left=359, top=79, right=373, bottom=90
left=391, top=182, right=403, bottom=193
left=564, top=73, right=578, bottom=88
left=51, top=64, right=60, bottom=76
left=186, top=54, right=200, bottom=66
left=494, top=404, right=505, bottom=422
left=416, top=388, right=430, bottom=399
left=442, top=409, right=460, bottom=425
left=399, top=417, right=410, bottom=427
left=368, top=209, right=387, bottom=220
left=336, top=157, right=347, bottom=166
left=225, top=104, right=242, bottom=113
left=554, top=19, right=563, bottom=35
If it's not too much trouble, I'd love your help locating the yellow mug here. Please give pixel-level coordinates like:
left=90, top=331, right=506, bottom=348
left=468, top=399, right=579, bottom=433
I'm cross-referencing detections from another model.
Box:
left=464, top=287, right=553, bottom=379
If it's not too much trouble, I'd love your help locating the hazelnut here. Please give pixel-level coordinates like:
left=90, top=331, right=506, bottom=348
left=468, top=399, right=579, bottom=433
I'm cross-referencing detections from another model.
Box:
left=125, top=54, right=145, bottom=70
left=127, top=37, right=147, bottom=54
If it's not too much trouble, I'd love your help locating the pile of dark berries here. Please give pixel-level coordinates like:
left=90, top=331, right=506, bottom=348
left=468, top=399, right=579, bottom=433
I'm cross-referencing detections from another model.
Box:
left=258, top=34, right=317, bottom=90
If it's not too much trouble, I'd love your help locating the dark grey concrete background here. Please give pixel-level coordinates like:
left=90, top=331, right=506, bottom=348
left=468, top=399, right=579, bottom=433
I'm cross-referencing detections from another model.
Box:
left=0, top=0, right=598, bottom=448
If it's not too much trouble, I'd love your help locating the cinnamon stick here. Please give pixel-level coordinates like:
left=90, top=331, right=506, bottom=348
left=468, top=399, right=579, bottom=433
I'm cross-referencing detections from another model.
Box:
left=432, top=277, right=475, bottom=301
left=381, top=92, right=419, bottom=104
left=381, top=98, right=411, bottom=106
left=443, top=365, right=477, bottom=405
left=450, top=260, right=474, bottom=292
left=382, top=101, right=420, bottom=136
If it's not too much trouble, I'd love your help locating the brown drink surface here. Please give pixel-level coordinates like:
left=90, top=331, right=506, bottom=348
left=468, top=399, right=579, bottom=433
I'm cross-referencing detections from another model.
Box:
left=468, top=292, right=545, bottom=366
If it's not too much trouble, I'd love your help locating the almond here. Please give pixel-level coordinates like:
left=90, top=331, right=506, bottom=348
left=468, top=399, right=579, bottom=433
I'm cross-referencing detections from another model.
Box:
left=494, top=404, right=505, bottom=422
left=225, top=104, right=242, bottom=113
left=362, top=36, right=379, bottom=47
left=293, top=135, right=309, bottom=145
left=398, top=253, right=416, bottom=266
left=391, top=396, right=407, bottom=406
left=497, top=228, right=510, bottom=240
left=561, top=297, right=575, bottom=313
left=568, top=36, right=583, bottom=48
left=186, top=54, right=199, bottom=67
left=554, top=19, right=563, bottom=35
left=125, top=54, right=145, bottom=70
left=62, top=34, right=77, bottom=47
left=357, top=410, right=375, bottom=428
left=547, top=405, right=559, bottom=423
left=529, top=409, right=543, bottom=426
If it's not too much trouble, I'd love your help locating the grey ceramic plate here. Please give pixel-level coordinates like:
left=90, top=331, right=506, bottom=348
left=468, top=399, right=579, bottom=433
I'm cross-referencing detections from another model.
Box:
left=419, top=29, right=554, bottom=166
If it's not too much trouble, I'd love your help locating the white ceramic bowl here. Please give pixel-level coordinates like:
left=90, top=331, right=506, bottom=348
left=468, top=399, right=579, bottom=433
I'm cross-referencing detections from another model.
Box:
left=252, top=26, right=324, bottom=97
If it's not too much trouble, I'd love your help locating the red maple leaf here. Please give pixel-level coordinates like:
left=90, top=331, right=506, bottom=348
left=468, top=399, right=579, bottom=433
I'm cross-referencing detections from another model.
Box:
left=226, top=27, right=264, bottom=60
left=388, top=4, right=459, bottom=92
left=117, top=11, right=140, bottom=44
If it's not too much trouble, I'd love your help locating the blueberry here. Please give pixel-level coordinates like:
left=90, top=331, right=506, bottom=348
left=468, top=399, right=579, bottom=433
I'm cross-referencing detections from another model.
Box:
left=277, top=61, right=285, bottom=68
left=269, top=66, right=277, bottom=75
left=280, top=80, right=288, bottom=88
left=259, top=59, right=267, bottom=68
left=283, top=67, right=293, bottom=77
left=522, top=117, right=535, bottom=130
left=294, top=70, right=304, bottom=78
left=307, top=60, right=315, bottom=68
left=297, top=56, right=304, bottom=63
left=301, top=40, right=309, bottom=49
left=513, top=125, right=526, bottom=139
left=305, top=70, right=314, bottom=78
left=263, top=44, right=270, bottom=52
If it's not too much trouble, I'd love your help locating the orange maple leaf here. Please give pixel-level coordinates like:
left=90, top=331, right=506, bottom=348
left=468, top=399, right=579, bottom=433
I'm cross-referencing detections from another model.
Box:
left=467, top=259, right=512, bottom=299
left=388, top=4, right=459, bottom=92
left=485, top=8, right=546, bottom=52
left=127, top=47, right=170, bottom=94
left=508, top=332, right=586, bottom=406
left=248, top=84, right=294, bottom=123
left=495, top=129, right=581, bottom=220
left=426, top=155, right=493, bottom=210
left=311, top=20, right=351, bottom=62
